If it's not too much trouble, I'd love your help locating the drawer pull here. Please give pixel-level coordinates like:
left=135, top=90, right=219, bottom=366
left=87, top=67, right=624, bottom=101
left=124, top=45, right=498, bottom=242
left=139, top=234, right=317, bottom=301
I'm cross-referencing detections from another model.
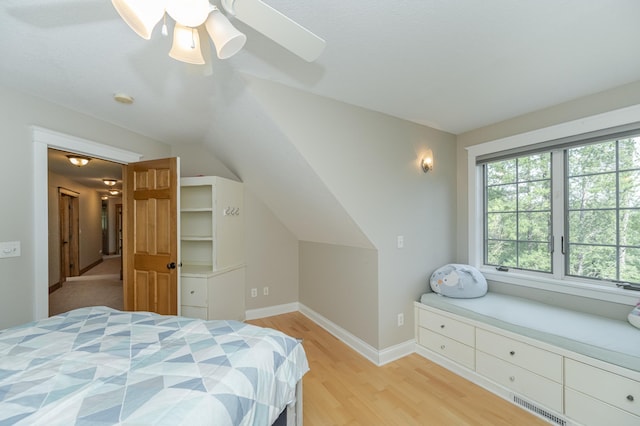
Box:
left=509, top=350, right=515, bottom=356
left=509, top=376, right=515, bottom=382
left=627, top=395, right=635, bottom=402
left=190, top=290, right=195, bottom=294
left=440, top=345, right=445, bottom=350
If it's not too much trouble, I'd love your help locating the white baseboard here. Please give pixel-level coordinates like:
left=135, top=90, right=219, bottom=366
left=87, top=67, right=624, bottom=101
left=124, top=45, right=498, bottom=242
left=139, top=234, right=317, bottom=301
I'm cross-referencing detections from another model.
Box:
left=298, top=304, right=414, bottom=366
left=379, top=339, right=416, bottom=365
left=246, top=303, right=415, bottom=366
left=245, top=302, right=299, bottom=320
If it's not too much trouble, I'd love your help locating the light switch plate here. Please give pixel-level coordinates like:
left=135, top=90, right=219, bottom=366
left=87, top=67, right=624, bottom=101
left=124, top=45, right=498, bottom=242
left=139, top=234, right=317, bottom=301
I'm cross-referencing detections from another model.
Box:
left=0, top=241, right=20, bottom=258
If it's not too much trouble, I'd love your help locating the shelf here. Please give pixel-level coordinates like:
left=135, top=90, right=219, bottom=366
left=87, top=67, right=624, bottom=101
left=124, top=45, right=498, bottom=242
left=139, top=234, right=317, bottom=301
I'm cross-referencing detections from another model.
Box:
left=181, top=236, right=213, bottom=241
left=181, top=208, right=213, bottom=213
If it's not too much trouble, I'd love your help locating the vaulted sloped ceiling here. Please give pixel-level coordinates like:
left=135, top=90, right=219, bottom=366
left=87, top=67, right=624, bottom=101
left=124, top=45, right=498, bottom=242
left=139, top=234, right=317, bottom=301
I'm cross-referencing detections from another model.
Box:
left=198, top=72, right=374, bottom=249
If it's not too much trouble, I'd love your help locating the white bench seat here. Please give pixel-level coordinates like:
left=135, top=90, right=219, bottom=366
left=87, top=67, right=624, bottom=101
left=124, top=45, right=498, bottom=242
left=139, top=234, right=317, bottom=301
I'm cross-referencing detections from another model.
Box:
left=419, top=292, right=640, bottom=373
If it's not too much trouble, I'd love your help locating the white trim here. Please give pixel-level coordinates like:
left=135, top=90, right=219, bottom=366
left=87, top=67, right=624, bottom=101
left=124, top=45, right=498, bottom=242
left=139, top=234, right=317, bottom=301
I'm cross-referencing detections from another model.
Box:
left=378, top=339, right=416, bottom=365
left=298, top=303, right=380, bottom=365
left=33, top=127, right=142, bottom=164
left=246, top=303, right=415, bottom=366
left=244, top=302, right=300, bottom=320
left=466, top=104, right=640, bottom=305
left=33, top=127, right=142, bottom=320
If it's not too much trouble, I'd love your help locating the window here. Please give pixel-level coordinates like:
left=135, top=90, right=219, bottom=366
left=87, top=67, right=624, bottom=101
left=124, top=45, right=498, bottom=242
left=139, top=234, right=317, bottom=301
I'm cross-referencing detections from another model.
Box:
left=482, top=135, right=640, bottom=287
left=484, top=153, right=552, bottom=273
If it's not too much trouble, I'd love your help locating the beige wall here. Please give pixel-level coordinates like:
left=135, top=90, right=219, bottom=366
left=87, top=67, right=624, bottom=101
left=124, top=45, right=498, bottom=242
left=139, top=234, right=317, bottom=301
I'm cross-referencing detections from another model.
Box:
left=47, top=172, right=103, bottom=286
left=0, top=84, right=170, bottom=329
left=245, top=79, right=458, bottom=349
left=299, top=241, right=378, bottom=347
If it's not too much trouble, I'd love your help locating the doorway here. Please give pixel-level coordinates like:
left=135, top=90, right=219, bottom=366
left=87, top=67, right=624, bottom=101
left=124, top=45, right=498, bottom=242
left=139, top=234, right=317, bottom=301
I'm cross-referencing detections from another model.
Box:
left=33, top=127, right=142, bottom=320
left=58, top=188, right=80, bottom=284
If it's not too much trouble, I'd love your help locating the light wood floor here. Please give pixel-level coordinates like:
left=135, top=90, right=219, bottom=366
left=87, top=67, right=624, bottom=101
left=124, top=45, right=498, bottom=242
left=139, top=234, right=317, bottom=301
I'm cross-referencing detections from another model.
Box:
left=249, top=313, right=548, bottom=426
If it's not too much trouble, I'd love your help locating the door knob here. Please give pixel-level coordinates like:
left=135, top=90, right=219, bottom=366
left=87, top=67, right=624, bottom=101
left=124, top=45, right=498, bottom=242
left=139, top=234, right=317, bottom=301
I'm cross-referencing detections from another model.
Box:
left=167, top=262, right=176, bottom=270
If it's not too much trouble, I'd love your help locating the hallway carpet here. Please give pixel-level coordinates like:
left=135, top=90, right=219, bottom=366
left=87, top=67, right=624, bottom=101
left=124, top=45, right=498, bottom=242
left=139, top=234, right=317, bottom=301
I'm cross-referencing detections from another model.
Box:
left=49, top=256, right=123, bottom=316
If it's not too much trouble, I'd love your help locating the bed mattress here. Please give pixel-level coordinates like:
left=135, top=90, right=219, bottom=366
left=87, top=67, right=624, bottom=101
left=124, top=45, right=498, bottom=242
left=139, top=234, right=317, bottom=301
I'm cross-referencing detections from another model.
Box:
left=0, top=306, right=308, bottom=425
left=420, top=292, right=640, bottom=372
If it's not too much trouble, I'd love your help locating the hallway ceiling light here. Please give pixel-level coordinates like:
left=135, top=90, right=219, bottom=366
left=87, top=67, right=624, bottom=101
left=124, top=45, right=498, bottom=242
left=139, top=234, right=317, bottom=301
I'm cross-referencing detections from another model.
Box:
left=109, top=190, right=120, bottom=196
left=111, top=0, right=326, bottom=65
left=103, top=179, right=118, bottom=186
left=67, top=155, right=91, bottom=167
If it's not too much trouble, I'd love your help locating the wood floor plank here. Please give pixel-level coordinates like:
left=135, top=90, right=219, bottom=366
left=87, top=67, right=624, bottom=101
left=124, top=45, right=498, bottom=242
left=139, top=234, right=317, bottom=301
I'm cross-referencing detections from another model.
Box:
left=248, top=312, right=548, bottom=425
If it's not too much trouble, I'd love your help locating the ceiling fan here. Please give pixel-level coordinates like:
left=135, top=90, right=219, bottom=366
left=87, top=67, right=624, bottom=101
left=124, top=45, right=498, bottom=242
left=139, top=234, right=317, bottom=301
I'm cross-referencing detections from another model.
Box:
left=112, top=0, right=326, bottom=65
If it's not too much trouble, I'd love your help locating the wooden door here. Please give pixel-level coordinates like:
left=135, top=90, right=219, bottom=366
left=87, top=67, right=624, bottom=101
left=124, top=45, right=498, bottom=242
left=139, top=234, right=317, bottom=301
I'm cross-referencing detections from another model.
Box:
left=58, top=188, right=80, bottom=284
left=123, top=158, right=179, bottom=315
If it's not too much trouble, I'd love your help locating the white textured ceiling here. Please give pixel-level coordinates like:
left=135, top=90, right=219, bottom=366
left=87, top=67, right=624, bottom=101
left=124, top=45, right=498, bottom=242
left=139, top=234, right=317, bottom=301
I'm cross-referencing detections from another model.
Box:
left=2, top=0, right=640, bottom=145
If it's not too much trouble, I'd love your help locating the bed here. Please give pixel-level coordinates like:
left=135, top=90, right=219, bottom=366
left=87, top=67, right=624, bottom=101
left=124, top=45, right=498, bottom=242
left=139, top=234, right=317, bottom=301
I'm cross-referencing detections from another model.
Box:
left=0, top=306, right=309, bottom=425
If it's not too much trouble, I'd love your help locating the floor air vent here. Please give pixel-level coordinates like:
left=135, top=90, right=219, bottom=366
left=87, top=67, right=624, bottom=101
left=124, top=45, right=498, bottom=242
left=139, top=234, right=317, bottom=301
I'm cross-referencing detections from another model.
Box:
left=512, top=395, right=566, bottom=425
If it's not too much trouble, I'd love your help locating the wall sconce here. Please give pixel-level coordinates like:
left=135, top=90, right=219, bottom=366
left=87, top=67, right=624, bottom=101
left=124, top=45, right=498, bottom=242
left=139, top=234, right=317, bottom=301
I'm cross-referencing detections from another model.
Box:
left=421, top=149, right=434, bottom=173
left=67, top=155, right=91, bottom=167
left=103, top=179, right=117, bottom=186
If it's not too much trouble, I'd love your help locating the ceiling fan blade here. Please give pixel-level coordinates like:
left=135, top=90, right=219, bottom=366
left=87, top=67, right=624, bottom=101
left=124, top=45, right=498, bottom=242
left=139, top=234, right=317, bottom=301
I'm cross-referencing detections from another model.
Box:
left=223, top=0, right=325, bottom=62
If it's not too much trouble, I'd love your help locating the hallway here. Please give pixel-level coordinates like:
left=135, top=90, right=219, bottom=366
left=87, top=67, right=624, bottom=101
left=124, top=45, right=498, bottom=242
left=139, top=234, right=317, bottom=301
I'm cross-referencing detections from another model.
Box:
left=49, top=256, right=123, bottom=316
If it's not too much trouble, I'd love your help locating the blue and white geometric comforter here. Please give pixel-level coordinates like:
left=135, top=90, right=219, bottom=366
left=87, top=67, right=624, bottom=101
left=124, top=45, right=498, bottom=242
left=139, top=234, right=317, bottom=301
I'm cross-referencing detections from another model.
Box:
left=0, top=306, right=309, bottom=425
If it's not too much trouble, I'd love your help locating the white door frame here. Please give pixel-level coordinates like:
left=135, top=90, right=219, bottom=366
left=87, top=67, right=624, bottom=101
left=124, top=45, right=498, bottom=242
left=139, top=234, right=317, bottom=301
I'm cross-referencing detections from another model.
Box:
left=33, top=127, right=142, bottom=320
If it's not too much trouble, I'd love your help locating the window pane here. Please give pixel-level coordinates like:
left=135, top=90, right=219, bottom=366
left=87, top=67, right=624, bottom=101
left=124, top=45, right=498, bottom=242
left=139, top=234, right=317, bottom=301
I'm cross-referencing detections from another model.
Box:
left=567, top=173, right=616, bottom=210
left=618, top=137, right=640, bottom=171
left=619, top=170, right=640, bottom=208
left=484, top=153, right=552, bottom=273
left=568, top=210, right=616, bottom=245
left=487, top=159, right=516, bottom=186
left=518, top=181, right=551, bottom=211
left=519, top=212, right=550, bottom=242
left=518, top=242, right=551, bottom=271
left=620, top=209, right=640, bottom=247
left=567, top=244, right=617, bottom=280
left=487, top=212, right=516, bottom=240
left=567, top=141, right=616, bottom=176
left=487, top=241, right=516, bottom=266
left=518, top=153, right=551, bottom=181
left=620, top=247, right=640, bottom=283
left=487, top=184, right=516, bottom=212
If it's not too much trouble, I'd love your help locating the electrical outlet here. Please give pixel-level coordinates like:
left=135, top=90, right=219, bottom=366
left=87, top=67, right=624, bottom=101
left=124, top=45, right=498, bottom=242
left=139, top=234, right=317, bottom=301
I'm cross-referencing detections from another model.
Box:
left=397, top=313, right=404, bottom=327
left=263, top=286, right=269, bottom=296
left=251, top=288, right=257, bottom=298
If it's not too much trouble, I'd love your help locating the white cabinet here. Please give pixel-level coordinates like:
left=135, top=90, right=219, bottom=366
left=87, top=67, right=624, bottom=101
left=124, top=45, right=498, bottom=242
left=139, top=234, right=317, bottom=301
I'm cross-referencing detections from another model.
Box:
left=565, top=359, right=640, bottom=425
left=180, top=176, right=245, bottom=320
left=414, top=302, right=640, bottom=426
left=416, top=308, right=475, bottom=369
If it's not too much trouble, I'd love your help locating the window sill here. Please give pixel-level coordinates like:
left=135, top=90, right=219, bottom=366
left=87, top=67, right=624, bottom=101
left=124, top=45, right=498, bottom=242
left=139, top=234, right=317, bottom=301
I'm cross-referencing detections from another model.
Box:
left=479, top=267, right=639, bottom=306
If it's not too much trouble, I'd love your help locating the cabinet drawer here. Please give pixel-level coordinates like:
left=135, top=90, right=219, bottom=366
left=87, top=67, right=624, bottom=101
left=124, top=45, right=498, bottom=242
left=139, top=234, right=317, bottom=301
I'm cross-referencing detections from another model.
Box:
left=181, top=277, right=208, bottom=307
left=181, top=305, right=208, bottom=320
left=565, top=358, right=640, bottom=417
left=418, top=309, right=475, bottom=346
left=566, top=387, right=639, bottom=426
left=476, top=328, right=562, bottom=382
left=476, top=351, right=563, bottom=413
left=418, top=328, right=475, bottom=370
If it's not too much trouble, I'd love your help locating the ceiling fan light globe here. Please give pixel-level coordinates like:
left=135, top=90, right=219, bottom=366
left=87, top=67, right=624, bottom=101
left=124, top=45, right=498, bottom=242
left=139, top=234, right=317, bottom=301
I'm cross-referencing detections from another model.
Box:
left=166, top=0, right=210, bottom=27
left=169, top=24, right=206, bottom=65
left=205, top=9, right=247, bottom=59
left=111, top=0, right=165, bottom=40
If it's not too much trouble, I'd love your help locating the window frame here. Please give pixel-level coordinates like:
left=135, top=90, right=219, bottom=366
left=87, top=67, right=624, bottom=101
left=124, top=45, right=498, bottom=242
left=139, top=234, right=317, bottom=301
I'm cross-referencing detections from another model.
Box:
left=466, top=105, right=640, bottom=305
